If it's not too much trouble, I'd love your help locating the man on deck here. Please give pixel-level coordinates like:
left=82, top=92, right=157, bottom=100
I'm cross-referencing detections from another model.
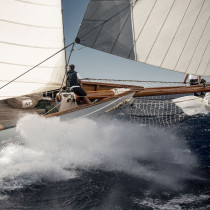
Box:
left=184, top=74, right=205, bottom=96
left=184, top=74, right=201, bottom=85
left=67, top=64, right=91, bottom=104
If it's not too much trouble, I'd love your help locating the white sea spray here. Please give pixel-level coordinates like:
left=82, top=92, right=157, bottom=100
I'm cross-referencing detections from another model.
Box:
left=0, top=114, right=197, bottom=191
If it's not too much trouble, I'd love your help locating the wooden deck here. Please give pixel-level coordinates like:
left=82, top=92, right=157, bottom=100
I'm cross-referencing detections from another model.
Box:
left=1, top=81, right=209, bottom=130
left=0, top=100, right=45, bottom=128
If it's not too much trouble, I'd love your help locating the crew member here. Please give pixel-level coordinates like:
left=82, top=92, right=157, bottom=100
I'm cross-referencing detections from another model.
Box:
left=184, top=74, right=205, bottom=96
left=67, top=64, right=91, bottom=104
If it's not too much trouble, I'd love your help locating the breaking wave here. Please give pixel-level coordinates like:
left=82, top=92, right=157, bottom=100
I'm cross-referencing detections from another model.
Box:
left=0, top=114, right=197, bottom=191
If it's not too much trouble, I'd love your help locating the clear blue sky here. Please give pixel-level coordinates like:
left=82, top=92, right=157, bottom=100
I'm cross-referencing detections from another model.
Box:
left=62, top=0, right=208, bottom=82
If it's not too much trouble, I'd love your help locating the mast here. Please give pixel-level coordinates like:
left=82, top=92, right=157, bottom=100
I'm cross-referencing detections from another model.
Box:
left=61, top=0, right=67, bottom=69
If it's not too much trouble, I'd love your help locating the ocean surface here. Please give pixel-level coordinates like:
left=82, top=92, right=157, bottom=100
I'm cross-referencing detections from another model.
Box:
left=0, top=112, right=210, bottom=209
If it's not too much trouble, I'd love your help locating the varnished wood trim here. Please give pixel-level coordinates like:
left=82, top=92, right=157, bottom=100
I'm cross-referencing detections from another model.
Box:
left=134, top=85, right=210, bottom=97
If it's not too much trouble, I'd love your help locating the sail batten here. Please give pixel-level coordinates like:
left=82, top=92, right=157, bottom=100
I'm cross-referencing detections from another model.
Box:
left=14, top=0, right=60, bottom=7
left=0, top=19, right=62, bottom=29
left=78, top=0, right=210, bottom=76
left=0, top=61, right=64, bottom=69
left=0, top=41, right=62, bottom=49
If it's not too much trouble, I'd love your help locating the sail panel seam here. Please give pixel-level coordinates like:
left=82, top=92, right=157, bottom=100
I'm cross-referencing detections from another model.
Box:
left=195, top=39, right=210, bottom=75
left=0, top=80, right=61, bottom=85
left=0, top=19, right=62, bottom=29
left=160, top=0, right=192, bottom=68
left=128, top=0, right=158, bottom=61
left=0, top=41, right=63, bottom=49
left=173, top=0, right=206, bottom=71
left=129, top=0, right=140, bottom=59
left=91, top=23, right=105, bottom=48
left=0, top=42, right=73, bottom=91
left=13, top=0, right=59, bottom=7
left=185, top=15, right=210, bottom=74
left=145, top=0, right=176, bottom=64
left=110, top=5, right=132, bottom=54
left=204, top=58, right=210, bottom=75
left=0, top=61, right=63, bottom=69
left=79, top=5, right=131, bottom=41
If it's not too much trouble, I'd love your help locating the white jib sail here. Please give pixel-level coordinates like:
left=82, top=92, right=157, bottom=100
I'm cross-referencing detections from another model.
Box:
left=0, top=0, right=66, bottom=100
left=77, top=0, right=210, bottom=76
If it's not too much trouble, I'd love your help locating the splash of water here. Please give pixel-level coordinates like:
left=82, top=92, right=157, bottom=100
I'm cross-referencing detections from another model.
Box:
left=0, top=114, right=197, bottom=191
left=133, top=194, right=210, bottom=209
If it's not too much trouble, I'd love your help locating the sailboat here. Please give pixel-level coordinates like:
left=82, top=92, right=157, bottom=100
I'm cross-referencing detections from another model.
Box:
left=0, top=0, right=210, bottom=135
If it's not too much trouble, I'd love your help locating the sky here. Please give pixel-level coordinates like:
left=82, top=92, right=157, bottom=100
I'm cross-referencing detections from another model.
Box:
left=61, top=0, right=208, bottom=83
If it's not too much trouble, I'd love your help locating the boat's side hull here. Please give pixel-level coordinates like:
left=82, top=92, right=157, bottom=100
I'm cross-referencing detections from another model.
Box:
left=0, top=91, right=135, bottom=140
left=47, top=92, right=135, bottom=121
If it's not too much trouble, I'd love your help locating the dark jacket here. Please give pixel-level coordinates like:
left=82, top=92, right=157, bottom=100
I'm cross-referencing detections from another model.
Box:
left=67, top=70, right=80, bottom=87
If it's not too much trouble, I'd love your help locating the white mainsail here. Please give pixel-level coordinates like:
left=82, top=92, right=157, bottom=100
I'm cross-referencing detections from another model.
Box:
left=0, top=0, right=66, bottom=100
left=77, top=0, right=210, bottom=76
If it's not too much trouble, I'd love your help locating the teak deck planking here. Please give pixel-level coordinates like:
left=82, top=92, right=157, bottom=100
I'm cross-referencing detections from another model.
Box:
left=0, top=100, right=45, bottom=128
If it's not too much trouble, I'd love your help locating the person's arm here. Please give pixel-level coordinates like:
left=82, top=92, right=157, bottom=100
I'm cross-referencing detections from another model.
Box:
left=184, top=74, right=189, bottom=84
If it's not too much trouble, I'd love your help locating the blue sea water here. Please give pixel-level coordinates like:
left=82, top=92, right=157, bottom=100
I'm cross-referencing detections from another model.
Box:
left=0, top=113, right=209, bottom=209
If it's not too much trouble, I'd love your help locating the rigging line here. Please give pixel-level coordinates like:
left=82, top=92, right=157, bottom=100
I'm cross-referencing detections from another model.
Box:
left=78, top=4, right=131, bottom=41
left=185, top=15, right=210, bottom=73
left=128, top=0, right=158, bottom=59
left=43, top=101, right=61, bottom=116
left=67, top=42, right=75, bottom=66
left=58, top=42, right=76, bottom=94
left=91, top=3, right=132, bottom=49
left=160, top=0, right=192, bottom=68
left=174, top=0, right=206, bottom=71
left=145, top=0, right=176, bottom=63
left=0, top=42, right=74, bottom=91
left=91, top=22, right=105, bottom=49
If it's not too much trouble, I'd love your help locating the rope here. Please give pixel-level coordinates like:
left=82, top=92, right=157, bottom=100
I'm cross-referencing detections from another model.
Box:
left=59, top=42, right=76, bottom=94
left=0, top=42, right=75, bottom=91
left=67, top=42, right=75, bottom=66
left=43, top=101, right=61, bottom=116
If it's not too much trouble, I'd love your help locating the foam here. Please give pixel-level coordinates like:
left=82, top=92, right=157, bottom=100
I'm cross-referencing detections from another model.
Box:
left=133, top=194, right=210, bottom=209
left=0, top=114, right=197, bottom=191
